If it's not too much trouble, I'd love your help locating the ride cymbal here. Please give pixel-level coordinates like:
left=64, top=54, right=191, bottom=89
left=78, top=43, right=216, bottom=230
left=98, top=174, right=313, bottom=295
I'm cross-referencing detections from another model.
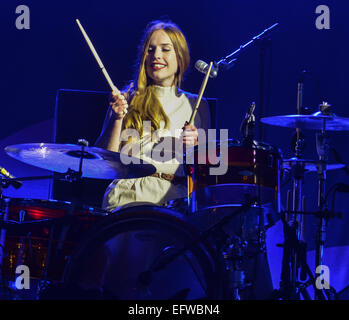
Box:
left=261, top=112, right=349, bottom=131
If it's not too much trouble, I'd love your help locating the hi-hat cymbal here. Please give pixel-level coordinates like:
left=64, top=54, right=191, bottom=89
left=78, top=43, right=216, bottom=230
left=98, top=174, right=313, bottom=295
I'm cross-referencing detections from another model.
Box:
left=282, top=157, right=345, bottom=172
left=5, top=143, right=156, bottom=179
left=261, top=112, right=349, bottom=131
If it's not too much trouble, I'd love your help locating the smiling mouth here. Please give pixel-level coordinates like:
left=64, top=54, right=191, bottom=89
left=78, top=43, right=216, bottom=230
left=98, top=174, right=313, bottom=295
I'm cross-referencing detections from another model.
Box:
left=151, top=63, right=166, bottom=71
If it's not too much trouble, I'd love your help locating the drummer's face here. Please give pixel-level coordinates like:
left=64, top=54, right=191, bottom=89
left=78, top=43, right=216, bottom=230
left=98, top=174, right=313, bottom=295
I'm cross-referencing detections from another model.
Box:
left=145, top=29, right=178, bottom=87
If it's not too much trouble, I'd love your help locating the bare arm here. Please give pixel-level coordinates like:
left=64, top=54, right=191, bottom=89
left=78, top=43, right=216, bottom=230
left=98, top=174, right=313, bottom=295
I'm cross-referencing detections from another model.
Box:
left=95, top=93, right=128, bottom=152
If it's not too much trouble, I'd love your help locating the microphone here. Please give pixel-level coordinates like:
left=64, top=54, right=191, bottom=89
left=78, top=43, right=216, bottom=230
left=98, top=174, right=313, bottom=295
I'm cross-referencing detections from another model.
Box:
left=0, top=165, right=22, bottom=189
left=195, top=60, right=218, bottom=78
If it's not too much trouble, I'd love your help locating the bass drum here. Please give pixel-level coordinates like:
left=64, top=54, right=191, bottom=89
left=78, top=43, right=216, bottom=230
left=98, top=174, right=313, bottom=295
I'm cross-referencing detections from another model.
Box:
left=60, top=205, right=228, bottom=300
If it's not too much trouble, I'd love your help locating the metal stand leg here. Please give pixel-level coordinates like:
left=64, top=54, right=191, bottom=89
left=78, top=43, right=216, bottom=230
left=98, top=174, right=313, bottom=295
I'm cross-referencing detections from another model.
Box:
left=314, top=129, right=329, bottom=300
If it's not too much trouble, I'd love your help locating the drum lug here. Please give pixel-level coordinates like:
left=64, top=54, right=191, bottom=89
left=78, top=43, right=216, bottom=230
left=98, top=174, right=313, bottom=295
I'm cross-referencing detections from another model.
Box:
left=19, top=210, right=26, bottom=223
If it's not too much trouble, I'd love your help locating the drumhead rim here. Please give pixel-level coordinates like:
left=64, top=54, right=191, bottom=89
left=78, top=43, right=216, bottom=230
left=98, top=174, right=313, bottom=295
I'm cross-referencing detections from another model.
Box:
left=62, top=205, right=227, bottom=299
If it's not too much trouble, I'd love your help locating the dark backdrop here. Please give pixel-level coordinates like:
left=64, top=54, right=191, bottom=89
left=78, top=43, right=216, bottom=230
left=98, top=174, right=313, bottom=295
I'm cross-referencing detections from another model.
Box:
left=1, top=0, right=348, bottom=294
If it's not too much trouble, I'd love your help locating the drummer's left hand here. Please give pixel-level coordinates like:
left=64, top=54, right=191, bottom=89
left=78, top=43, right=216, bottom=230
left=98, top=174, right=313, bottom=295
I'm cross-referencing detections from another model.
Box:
left=182, top=124, right=199, bottom=147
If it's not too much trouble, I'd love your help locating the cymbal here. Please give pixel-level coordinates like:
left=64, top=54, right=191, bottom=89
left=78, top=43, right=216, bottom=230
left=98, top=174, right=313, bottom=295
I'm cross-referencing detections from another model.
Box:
left=5, top=143, right=156, bottom=180
left=282, top=157, right=345, bottom=172
left=261, top=112, right=349, bottom=131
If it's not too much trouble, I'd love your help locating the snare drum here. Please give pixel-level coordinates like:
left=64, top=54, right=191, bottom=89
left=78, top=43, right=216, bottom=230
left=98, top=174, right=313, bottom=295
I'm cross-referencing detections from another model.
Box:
left=186, top=140, right=282, bottom=212
left=0, top=198, right=105, bottom=283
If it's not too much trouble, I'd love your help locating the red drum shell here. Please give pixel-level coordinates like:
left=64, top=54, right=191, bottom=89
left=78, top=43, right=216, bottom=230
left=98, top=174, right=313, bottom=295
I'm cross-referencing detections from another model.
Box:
left=0, top=198, right=105, bottom=282
left=187, top=141, right=281, bottom=212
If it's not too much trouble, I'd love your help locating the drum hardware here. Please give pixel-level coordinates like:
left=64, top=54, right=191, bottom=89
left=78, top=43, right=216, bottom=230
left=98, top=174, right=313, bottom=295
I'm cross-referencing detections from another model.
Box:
left=3, top=169, right=81, bottom=187
left=0, top=165, right=22, bottom=190
left=262, top=100, right=349, bottom=300
left=54, top=140, right=89, bottom=268
left=277, top=198, right=314, bottom=300
left=131, top=197, right=257, bottom=300
left=240, top=102, right=256, bottom=148
left=239, top=99, right=264, bottom=247
left=39, top=221, right=55, bottom=287
left=275, top=206, right=341, bottom=300
left=314, top=116, right=331, bottom=300
left=221, top=235, right=251, bottom=300
left=0, top=176, right=21, bottom=191
left=185, top=100, right=280, bottom=299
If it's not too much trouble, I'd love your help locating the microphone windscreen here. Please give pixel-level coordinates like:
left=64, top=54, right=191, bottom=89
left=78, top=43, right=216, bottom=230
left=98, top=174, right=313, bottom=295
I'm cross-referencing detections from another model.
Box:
left=195, top=60, right=207, bottom=73
left=195, top=60, right=217, bottom=78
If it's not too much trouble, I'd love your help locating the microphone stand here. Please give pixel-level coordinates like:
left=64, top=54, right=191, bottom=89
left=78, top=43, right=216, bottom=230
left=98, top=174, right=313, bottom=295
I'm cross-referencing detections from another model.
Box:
left=199, top=23, right=278, bottom=142
left=215, top=23, right=279, bottom=70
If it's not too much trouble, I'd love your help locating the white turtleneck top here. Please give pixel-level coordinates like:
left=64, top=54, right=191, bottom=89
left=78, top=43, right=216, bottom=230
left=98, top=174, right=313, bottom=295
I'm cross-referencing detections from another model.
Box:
left=102, top=85, right=206, bottom=212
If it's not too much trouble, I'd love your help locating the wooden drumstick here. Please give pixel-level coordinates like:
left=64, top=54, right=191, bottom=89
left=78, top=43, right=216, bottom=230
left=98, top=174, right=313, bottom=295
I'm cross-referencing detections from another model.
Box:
left=76, top=19, right=120, bottom=95
left=187, top=61, right=214, bottom=126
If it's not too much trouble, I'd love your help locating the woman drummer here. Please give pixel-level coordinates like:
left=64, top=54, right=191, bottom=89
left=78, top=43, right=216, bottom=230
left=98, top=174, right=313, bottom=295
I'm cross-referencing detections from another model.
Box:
left=96, top=19, right=211, bottom=212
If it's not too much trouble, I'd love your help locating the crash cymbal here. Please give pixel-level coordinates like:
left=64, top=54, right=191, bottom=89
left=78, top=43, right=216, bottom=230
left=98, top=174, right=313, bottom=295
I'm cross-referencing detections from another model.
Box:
left=261, top=112, right=349, bottom=131
left=5, top=143, right=156, bottom=179
left=282, top=157, right=345, bottom=172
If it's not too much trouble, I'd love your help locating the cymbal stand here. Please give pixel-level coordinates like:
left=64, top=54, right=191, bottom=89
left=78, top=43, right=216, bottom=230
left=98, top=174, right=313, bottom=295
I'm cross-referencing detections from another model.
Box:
left=278, top=158, right=308, bottom=299
left=38, top=139, right=89, bottom=296
left=0, top=180, right=6, bottom=292
left=277, top=81, right=312, bottom=299
left=314, top=119, right=330, bottom=300
left=53, top=139, right=89, bottom=256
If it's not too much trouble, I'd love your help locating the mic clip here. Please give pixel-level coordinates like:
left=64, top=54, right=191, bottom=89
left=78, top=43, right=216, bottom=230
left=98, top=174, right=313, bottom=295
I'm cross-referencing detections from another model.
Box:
left=0, top=166, right=23, bottom=190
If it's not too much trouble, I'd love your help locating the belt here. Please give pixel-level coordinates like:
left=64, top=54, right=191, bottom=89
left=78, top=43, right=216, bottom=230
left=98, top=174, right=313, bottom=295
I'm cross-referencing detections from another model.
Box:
left=151, top=173, right=187, bottom=186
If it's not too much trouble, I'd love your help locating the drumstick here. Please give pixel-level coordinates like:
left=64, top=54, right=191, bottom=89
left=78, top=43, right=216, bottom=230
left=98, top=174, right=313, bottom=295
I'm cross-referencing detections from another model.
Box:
left=76, top=19, right=120, bottom=95
left=187, top=61, right=213, bottom=126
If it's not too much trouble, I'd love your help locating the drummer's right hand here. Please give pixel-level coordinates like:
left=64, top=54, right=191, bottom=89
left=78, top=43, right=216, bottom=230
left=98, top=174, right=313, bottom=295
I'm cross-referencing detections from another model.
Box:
left=109, top=92, right=128, bottom=120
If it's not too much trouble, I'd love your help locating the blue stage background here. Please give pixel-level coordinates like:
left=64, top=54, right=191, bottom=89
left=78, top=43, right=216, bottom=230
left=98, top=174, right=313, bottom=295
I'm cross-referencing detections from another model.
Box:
left=0, top=0, right=348, bottom=297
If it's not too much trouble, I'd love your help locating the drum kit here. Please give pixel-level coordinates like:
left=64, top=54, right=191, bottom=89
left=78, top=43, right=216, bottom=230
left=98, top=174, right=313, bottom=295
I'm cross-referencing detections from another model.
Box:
left=0, top=103, right=349, bottom=300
